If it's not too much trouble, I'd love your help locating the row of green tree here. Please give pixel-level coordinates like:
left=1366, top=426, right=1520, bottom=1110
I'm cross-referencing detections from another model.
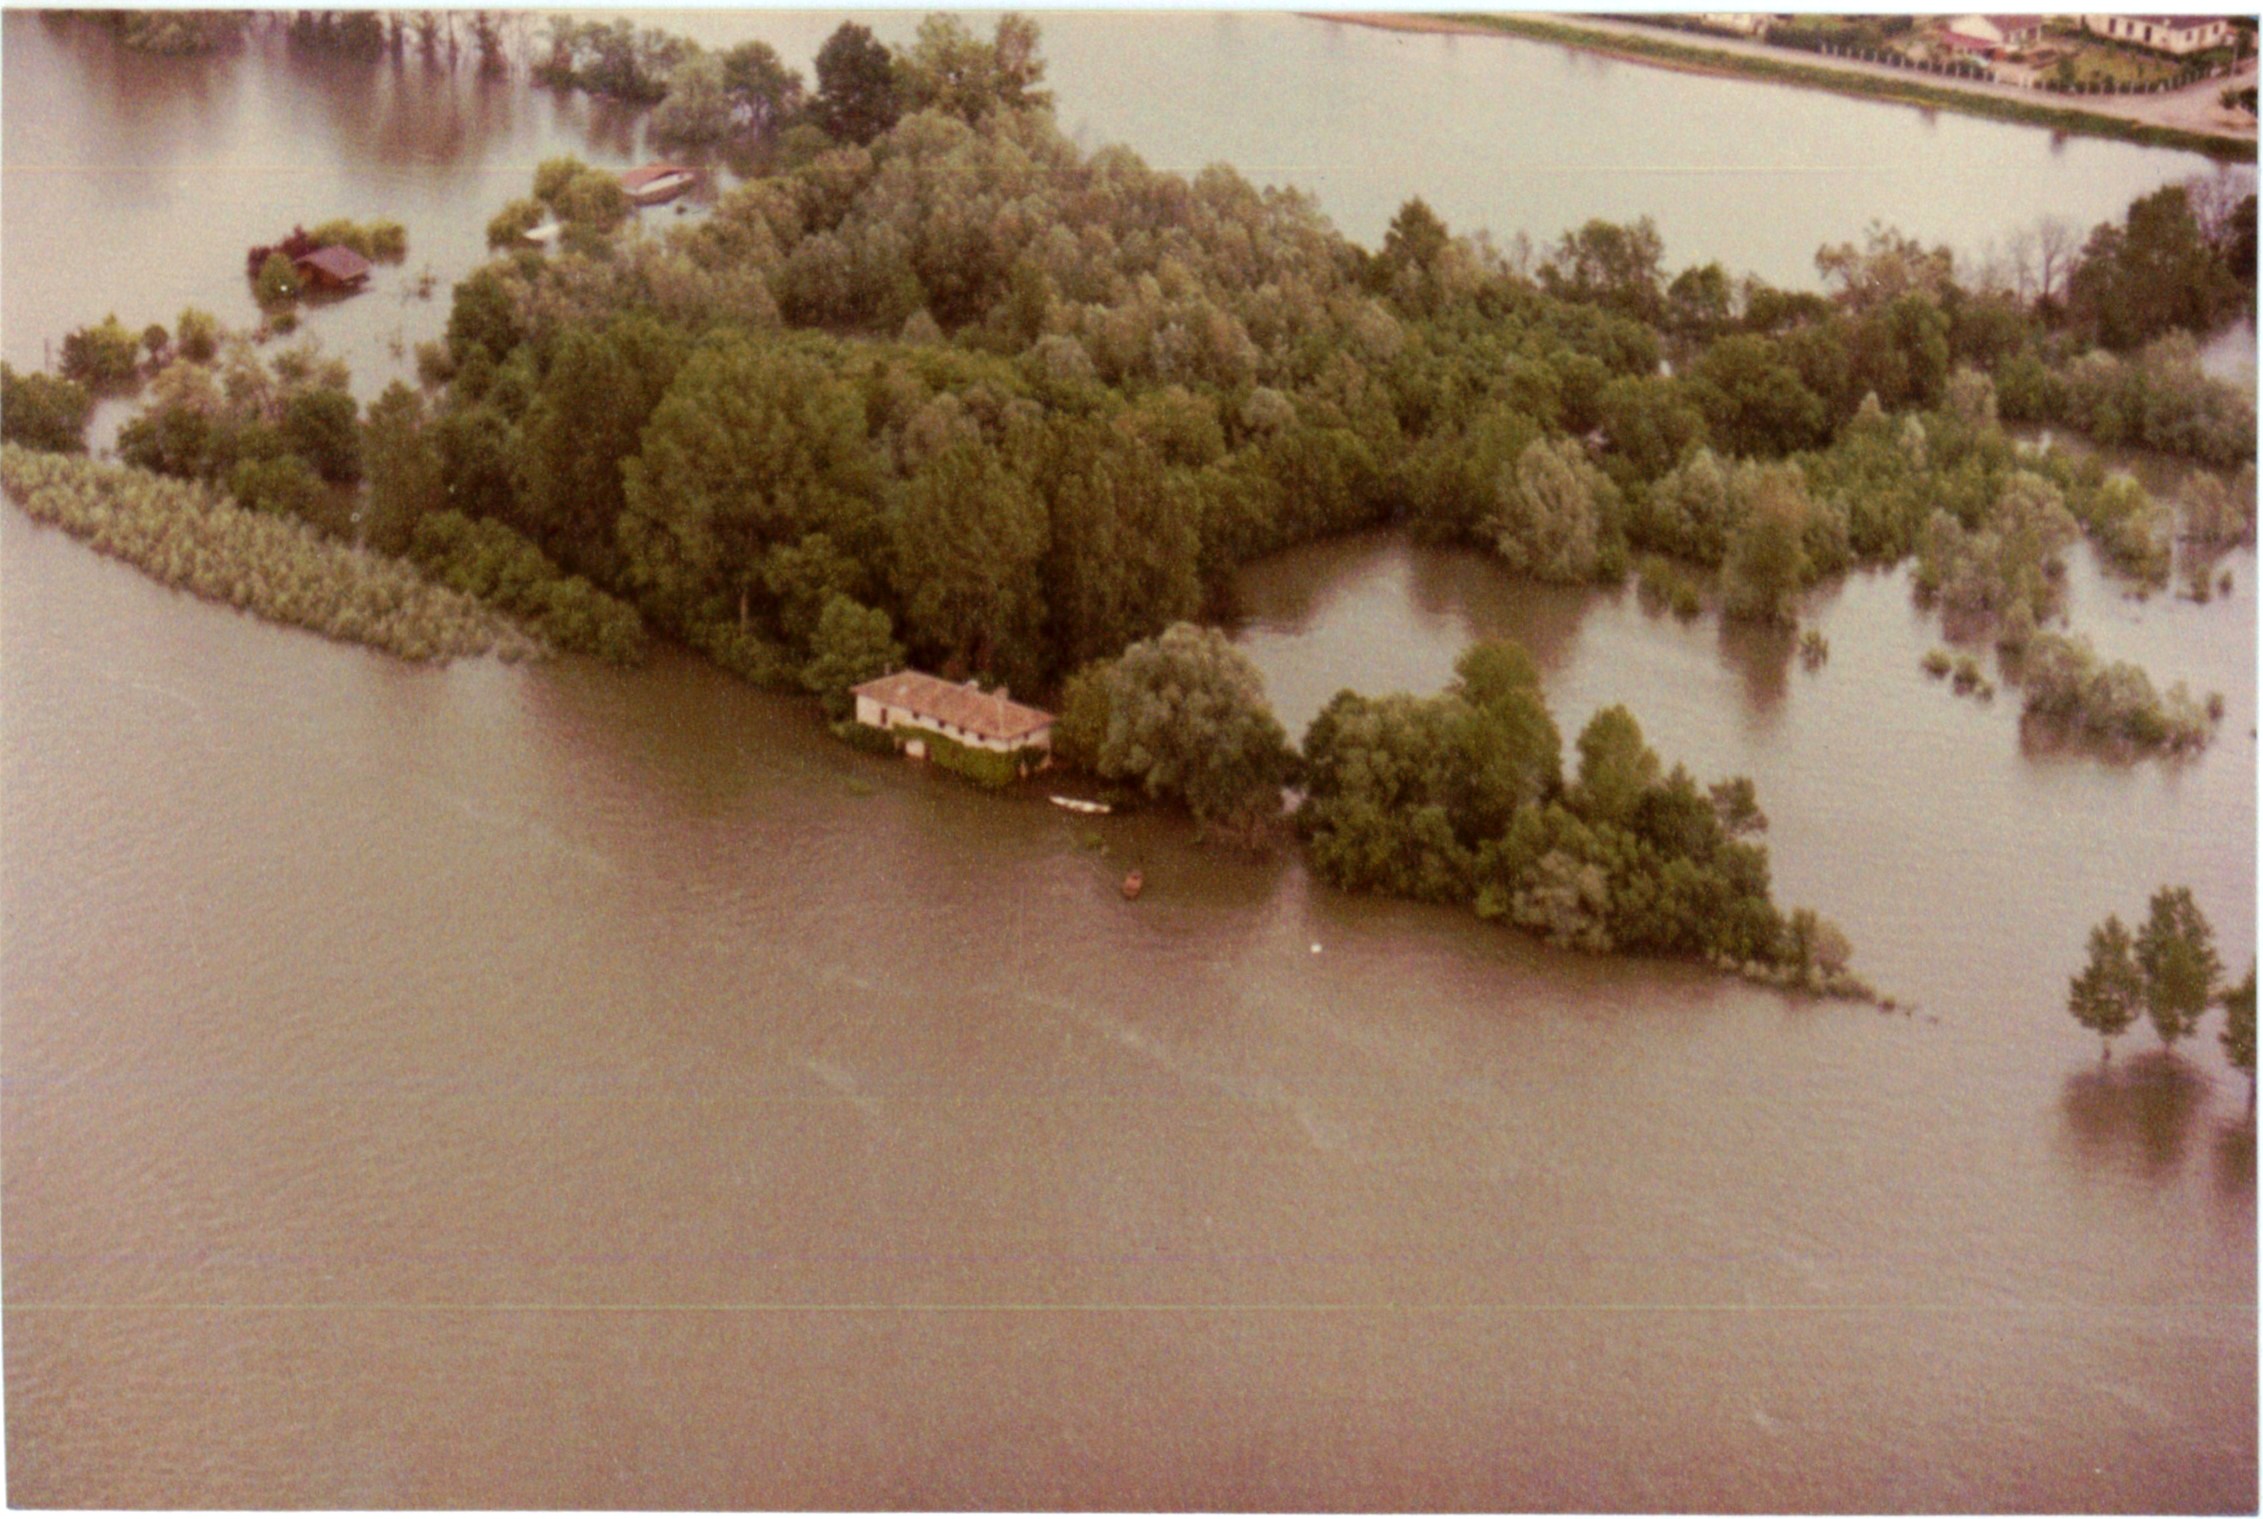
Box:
left=3, top=317, right=650, bottom=666
left=409, top=46, right=2249, bottom=678
left=532, top=14, right=1050, bottom=153
left=2068, top=887, right=2254, bottom=1090
left=10, top=16, right=2250, bottom=761
left=1035, top=625, right=1861, bottom=990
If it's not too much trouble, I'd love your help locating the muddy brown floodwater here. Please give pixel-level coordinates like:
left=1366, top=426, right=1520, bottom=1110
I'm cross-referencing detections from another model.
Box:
left=2, top=10, right=2255, bottom=1511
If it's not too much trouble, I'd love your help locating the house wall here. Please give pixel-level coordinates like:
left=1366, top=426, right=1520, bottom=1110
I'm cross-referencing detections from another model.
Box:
left=2084, top=15, right=2230, bottom=54
left=854, top=696, right=1053, bottom=755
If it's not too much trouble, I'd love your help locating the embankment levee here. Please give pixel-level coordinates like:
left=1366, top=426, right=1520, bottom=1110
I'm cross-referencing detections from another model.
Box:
left=1319, top=13, right=2259, bottom=161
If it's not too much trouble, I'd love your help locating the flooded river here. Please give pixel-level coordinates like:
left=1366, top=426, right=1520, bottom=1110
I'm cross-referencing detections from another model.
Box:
left=2, top=11, right=2255, bottom=1510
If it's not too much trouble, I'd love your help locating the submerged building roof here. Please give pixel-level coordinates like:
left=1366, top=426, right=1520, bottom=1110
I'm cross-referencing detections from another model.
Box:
left=852, top=671, right=1056, bottom=744
left=618, top=163, right=695, bottom=191
left=291, top=245, right=371, bottom=284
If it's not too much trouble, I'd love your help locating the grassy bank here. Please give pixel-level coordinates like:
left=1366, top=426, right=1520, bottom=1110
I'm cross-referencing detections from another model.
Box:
left=1424, top=14, right=2256, bottom=161
left=1, top=446, right=543, bottom=663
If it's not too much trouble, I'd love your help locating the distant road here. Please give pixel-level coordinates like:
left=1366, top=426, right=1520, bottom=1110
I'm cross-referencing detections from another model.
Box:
left=1321, top=13, right=2259, bottom=156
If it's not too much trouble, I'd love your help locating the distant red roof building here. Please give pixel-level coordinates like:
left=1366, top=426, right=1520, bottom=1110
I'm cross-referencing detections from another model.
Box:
left=291, top=245, right=371, bottom=289
left=617, top=163, right=698, bottom=205
left=617, top=163, right=693, bottom=191
left=1943, top=13, right=2043, bottom=51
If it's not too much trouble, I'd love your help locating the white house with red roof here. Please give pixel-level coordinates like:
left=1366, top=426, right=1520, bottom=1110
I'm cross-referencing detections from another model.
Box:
left=1944, top=14, right=2046, bottom=51
left=2081, top=14, right=2235, bottom=54
left=852, top=671, right=1056, bottom=759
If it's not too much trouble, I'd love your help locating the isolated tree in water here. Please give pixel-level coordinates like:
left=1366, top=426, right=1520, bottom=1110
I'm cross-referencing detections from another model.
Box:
left=2134, top=886, right=2221, bottom=1047
left=2067, top=914, right=2143, bottom=1061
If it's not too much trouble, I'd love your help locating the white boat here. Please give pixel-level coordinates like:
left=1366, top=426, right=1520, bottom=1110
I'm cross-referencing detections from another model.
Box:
left=1049, top=795, right=1111, bottom=815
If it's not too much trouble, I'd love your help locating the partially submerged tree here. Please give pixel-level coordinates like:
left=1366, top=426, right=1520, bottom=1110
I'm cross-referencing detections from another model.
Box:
left=2134, top=885, right=2223, bottom=1047
left=2068, top=913, right=2144, bottom=1060
left=2222, top=963, right=2256, bottom=1096
left=0, top=365, right=92, bottom=454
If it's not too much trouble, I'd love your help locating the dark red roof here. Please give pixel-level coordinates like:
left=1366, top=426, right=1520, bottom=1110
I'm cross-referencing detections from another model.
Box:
left=292, top=245, right=371, bottom=283
left=1936, top=28, right=1998, bottom=51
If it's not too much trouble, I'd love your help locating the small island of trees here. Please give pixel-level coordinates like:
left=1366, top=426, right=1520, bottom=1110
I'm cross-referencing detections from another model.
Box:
left=2069, top=886, right=2254, bottom=1092
left=5, top=11, right=2258, bottom=997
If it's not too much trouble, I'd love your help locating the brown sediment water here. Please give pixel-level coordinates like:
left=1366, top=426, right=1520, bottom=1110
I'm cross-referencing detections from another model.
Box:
left=2, top=11, right=2254, bottom=1510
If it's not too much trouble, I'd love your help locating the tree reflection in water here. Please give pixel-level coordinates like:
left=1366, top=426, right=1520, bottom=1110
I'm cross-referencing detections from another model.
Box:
left=2059, top=1049, right=2230, bottom=1179
left=1715, top=613, right=1795, bottom=719
left=2213, top=1115, right=2255, bottom=1198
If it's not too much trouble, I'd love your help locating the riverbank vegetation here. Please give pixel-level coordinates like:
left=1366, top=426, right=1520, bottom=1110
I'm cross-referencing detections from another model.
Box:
left=1, top=366, right=92, bottom=453
left=70, top=10, right=246, bottom=55
left=58, top=315, right=147, bottom=391
left=407, top=511, right=646, bottom=664
left=0, top=447, right=540, bottom=663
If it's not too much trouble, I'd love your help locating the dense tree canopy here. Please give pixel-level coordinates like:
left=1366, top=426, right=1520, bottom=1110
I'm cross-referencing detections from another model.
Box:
left=1299, top=641, right=1828, bottom=976
left=1056, top=623, right=1296, bottom=838
left=1, top=365, right=92, bottom=454
left=49, top=10, right=2247, bottom=993
left=811, top=22, right=902, bottom=145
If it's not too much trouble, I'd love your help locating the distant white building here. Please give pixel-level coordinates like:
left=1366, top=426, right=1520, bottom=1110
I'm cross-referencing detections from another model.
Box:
left=1696, top=14, right=1772, bottom=36
left=2082, top=14, right=2235, bottom=54
left=1944, top=14, right=2045, bottom=50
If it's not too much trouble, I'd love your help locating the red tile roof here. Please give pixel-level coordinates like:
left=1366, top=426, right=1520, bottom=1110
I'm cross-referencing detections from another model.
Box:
left=618, top=163, right=694, bottom=191
left=853, top=671, right=1055, bottom=743
left=292, top=245, right=371, bottom=283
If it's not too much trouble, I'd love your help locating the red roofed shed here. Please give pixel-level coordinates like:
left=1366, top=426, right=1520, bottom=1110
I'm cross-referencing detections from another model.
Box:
left=291, top=245, right=371, bottom=291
